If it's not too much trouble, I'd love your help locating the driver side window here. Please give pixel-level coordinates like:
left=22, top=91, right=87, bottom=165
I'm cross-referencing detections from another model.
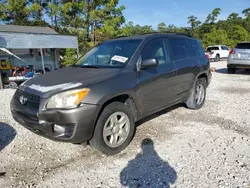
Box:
left=142, top=39, right=167, bottom=65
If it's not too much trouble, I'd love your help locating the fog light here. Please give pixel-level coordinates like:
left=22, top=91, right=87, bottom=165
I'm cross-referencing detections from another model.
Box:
left=53, top=124, right=75, bottom=138
left=53, top=124, right=66, bottom=135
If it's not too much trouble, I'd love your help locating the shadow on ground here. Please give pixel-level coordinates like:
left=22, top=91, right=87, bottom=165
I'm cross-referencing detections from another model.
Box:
left=0, top=122, right=16, bottom=151
left=215, top=68, right=250, bottom=75
left=120, top=138, right=177, bottom=188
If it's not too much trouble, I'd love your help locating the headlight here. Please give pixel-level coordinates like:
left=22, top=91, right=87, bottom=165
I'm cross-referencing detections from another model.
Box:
left=46, top=88, right=90, bottom=109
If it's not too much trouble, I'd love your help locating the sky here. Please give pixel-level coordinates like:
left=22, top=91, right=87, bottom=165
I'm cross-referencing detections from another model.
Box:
left=118, top=0, right=250, bottom=28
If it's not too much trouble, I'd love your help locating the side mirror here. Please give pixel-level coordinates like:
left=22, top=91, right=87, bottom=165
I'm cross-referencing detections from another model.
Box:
left=140, top=58, right=159, bottom=70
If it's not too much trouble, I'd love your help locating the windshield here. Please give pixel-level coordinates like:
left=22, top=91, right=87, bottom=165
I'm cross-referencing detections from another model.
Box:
left=75, top=39, right=142, bottom=68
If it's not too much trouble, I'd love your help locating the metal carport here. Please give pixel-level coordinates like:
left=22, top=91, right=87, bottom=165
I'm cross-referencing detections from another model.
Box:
left=0, top=27, right=79, bottom=89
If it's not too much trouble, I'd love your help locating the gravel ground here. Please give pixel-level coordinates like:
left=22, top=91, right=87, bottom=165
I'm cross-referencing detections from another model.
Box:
left=1, top=61, right=250, bottom=188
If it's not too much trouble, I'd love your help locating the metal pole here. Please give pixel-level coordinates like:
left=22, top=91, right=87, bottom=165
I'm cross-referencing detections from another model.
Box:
left=0, top=72, right=3, bottom=90
left=40, top=48, right=45, bottom=74
left=77, top=47, right=80, bottom=58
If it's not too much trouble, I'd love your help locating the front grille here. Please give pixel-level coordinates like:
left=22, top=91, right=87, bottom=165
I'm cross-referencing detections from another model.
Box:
left=14, top=89, right=40, bottom=110
left=14, top=109, right=39, bottom=122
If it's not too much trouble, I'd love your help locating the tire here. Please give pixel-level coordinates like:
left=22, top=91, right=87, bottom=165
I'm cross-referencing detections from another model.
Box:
left=214, top=54, right=220, bottom=62
left=186, top=78, right=207, bottom=110
left=228, top=67, right=236, bottom=74
left=90, top=102, right=135, bottom=155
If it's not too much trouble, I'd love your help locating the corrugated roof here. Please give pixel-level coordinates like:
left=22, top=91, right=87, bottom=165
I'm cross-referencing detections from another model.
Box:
left=0, top=32, right=78, bottom=49
left=0, top=25, right=57, bottom=34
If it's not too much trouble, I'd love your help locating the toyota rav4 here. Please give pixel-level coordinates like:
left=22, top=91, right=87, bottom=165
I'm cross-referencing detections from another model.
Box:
left=11, top=33, right=212, bottom=155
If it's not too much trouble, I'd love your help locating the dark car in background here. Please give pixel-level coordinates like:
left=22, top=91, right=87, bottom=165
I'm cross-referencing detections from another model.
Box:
left=227, top=42, right=250, bottom=73
left=11, top=33, right=211, bottom=155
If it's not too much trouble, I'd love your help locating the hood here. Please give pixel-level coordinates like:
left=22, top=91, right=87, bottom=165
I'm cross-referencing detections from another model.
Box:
left=20, top=67, right=120, bottom=98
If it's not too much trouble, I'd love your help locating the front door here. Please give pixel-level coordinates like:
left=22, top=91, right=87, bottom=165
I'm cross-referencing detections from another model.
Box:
left=136, top=38, right=177, bottom=116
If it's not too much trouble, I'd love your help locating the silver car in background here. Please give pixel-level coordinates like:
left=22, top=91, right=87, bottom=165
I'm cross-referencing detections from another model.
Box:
left=227, top=42, right=250, bottom=74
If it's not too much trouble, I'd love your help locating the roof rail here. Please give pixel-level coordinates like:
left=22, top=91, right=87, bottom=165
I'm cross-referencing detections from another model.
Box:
left=115, top=35, right=128, bottom=38
left=141, top=31, right=193, bottom=38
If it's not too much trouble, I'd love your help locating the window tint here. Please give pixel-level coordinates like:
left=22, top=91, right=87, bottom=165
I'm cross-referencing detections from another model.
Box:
left=187, top=39, right=205, bottom=57
left=168, top=38, right=192, bottom=60
left=236, top=43, right=250, bottom=49
left=206, top=47, right=212, bottom=52
left=142, top=39, right=167, bottom=64
left=207, top=46, right=219, bottom=51
left=221, top=46, right=229, bottom=50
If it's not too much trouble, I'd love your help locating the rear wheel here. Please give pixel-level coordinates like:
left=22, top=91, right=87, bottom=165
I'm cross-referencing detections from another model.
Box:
left=214, top=54, right=220, bottom=62
left=186, top=78, right=206, bottom=110
left=228, top=67, right=236, bottom=74
left=90, top=102, right=135, bottom=155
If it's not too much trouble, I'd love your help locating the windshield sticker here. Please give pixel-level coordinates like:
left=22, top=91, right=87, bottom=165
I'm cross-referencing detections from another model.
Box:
left=111, top=55, right=128, bottom=63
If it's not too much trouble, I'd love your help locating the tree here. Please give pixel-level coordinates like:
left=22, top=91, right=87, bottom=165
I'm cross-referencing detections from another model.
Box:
left=27, top=0, right=49, bottom=26
left=47, top=0, right=61, bottom=31
left=227, top=25, right=249, bottom=44
left=227, top=13, right=240, bottom=20
left=187, top=15, right=201, bottom=36
left=157, top=22, right=167, bottom=32
left=242, top=7, right=250, bottom=18
left=88, top=0, right=125, bottom=44
left=202, top=27, right=228, bottom=47
left=0, top=0, right=29, bottom=25
left=205, top=8, right=221, bottom=24
left=120, top=22, right=154, bottom=36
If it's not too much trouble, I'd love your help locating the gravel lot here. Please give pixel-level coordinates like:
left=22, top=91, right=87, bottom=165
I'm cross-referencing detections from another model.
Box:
left=1, top=61, right=250, bottom=188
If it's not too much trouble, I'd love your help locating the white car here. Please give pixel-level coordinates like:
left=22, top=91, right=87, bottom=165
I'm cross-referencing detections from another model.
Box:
left=205, top=45, right=230, bottom=62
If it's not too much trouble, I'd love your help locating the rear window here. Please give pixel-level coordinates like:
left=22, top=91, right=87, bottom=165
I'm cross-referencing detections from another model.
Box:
left=206, top=46, right=219, bottom=51
left=187, top=39, right=205, bottom=57
left=168, top=38, right=192, bottom=60
left=235, top=43, right=250, bottom=49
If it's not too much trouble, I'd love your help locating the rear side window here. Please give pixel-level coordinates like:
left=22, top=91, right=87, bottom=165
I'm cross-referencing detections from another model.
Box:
left=168, top=38, right=192, bottom=60
left=207, top=46, right=219, bottom=51
left=221, top=46, right=229, bottom=50
left=236, top=43, right=250, bottom=49
left=187, top=39, right=205, bottom=57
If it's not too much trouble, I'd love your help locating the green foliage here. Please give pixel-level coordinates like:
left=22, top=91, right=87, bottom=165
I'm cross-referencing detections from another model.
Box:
left=62, top=48, right=77, bottom=66
left=120, top=22, right=154, bottom=36
left=202, top=27, right=228, bottom=47
left=0, top=3, right=250, bottom=65
left=205, top=8, right=221, bottom=24
left=0, top=0, right=29, bottom=25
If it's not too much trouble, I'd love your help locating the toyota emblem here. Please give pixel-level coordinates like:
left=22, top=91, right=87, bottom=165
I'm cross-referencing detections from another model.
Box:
left=19, top=95, right=27, bottom=105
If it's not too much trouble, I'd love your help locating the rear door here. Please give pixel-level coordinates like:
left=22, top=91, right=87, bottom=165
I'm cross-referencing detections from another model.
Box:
left=168, top=37, right=198, bottom=100
left=221, top=46, right=229, bottom=58
left=137, top=38, right=177, bottom=116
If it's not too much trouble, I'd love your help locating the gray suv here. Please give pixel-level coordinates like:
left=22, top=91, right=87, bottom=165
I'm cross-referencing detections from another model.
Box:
left=11, top=33, right=212, bottom=155
left=227, top=42, right=250, bottom=73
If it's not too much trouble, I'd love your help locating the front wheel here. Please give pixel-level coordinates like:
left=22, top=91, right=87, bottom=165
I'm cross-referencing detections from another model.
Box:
left=90, top=102, right=135, bottom=155
left=186, top=78, right=207, bottom=110
left=228, top=67, right=236, bottom=74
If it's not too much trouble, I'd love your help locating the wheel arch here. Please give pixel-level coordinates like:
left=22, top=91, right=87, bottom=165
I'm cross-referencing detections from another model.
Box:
left=97, top=93, right=138, bottom=122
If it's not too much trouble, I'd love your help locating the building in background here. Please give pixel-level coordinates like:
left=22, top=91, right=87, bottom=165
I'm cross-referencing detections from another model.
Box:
left=0, top=25, right=79, bottom=89
left=0, top=25, right=79, bottom=72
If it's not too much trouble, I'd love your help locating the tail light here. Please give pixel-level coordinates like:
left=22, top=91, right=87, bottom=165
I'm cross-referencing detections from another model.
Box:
left=229, top=49, right=235, bottom=54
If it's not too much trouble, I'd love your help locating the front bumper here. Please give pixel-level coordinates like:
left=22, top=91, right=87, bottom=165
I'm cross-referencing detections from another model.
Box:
left=11, top=98, right=100, bottom=143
